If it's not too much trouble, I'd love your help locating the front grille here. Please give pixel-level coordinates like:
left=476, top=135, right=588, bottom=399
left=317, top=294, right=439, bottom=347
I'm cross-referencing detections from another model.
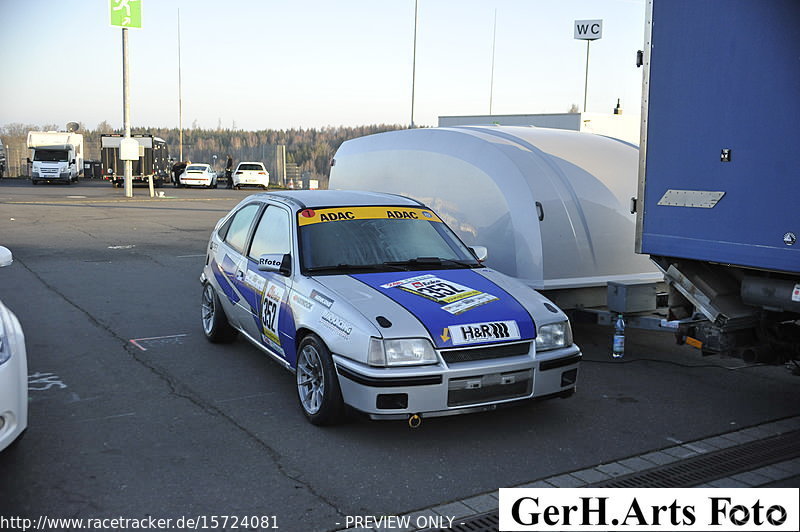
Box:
left=447, top=369, right=532, bottom=407
left=441, top=342, right=531, bottom=364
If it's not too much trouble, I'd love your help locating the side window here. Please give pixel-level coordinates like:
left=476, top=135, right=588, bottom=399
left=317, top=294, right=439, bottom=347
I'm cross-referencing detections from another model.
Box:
left=249, top=206, right=291, bottom=260
left=223, top=203, right=261, bottom=254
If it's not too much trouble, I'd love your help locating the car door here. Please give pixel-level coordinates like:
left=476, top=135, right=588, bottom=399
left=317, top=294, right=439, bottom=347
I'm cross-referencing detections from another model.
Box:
left=213, top=202, right=263, bottom=328
left=240, top=203, right=295, bottom=361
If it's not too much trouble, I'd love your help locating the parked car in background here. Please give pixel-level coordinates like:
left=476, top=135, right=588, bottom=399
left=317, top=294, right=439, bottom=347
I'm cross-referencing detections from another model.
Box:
left=232, top=162, right=269, bottom=190
left=179, top=163, right=217, bottom=188
left=200, top=190, right=580, bottom=426
left=0, top=246, right=28, bottom=451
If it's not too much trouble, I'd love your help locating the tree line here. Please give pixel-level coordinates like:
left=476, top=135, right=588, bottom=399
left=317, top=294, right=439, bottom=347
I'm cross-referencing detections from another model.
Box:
left=0, top=122, right=407, bottom=178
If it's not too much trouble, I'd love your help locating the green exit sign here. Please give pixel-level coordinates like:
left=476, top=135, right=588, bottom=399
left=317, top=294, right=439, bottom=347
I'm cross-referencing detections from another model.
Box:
left=110, top=0, right=142, bottom=29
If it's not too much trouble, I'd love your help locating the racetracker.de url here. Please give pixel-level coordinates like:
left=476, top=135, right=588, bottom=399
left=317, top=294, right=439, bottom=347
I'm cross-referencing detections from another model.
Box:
left=0, top=515, right=279, bottom=531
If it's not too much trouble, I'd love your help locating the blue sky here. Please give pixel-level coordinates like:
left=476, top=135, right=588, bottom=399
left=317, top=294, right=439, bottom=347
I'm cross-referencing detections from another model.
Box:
left=0, top=0, right=645, bottom=130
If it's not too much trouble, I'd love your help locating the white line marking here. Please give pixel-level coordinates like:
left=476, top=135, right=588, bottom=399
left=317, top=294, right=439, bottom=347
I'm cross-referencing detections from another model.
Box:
left=78, top=412, right=136, bottom=423
left=215, top=392, right=273, bottom=404
left=130, top=334, right=189, bottom=351
left=129, top=339, right=147, bottom=351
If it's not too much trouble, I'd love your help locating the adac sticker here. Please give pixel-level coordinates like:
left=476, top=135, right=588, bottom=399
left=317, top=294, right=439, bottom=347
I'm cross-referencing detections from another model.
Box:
left=261, top=282, right=285, bottom=352
left=297, top=206, right=442, bottom=226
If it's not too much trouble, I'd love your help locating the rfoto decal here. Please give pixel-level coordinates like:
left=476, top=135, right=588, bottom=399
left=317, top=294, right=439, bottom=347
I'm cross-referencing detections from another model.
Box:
left=450, top=320, right=520, bottom=345
left=498, top=488, right=798, bottom=531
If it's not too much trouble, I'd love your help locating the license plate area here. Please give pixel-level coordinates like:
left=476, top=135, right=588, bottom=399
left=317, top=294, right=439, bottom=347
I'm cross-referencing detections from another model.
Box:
left=447, top=369, right=532, bottom=407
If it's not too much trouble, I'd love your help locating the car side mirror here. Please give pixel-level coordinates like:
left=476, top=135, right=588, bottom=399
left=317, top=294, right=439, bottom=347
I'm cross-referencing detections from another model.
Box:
left=469, top=245, right=488, bottom=263
left=258, top=253, right=292, bottom=277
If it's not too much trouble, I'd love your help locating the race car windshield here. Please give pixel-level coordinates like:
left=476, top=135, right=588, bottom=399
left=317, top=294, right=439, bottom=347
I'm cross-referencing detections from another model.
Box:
left=299, top=207, right=480, bottom=273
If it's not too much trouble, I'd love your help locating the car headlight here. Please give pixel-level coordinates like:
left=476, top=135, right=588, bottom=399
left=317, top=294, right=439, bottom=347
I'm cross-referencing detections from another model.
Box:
left=535, top=321, right=573, bottom=352
left=368, top=338, right=438, bottom=367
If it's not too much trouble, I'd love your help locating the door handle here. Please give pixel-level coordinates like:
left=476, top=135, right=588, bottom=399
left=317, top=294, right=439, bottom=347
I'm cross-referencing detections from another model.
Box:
left=535, top=201, right=545, bottom=222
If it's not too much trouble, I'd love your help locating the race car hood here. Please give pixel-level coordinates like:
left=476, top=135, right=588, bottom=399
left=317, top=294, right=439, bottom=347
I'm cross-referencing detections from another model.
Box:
left=315, top=269, right=535, bottom=349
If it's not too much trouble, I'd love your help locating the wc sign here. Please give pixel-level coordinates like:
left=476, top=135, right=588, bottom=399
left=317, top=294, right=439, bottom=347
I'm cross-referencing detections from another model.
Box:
left=574, top=19, right=603, bottom=40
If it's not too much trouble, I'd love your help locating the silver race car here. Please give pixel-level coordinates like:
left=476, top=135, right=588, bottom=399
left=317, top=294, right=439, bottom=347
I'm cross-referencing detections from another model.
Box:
left=201, top=191, right=580, bottom=425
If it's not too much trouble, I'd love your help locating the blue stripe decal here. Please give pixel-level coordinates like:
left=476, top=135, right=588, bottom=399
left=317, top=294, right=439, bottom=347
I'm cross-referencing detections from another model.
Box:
left=352, top=269, right=535, bottom=348
left=211, top=257, right=239, bottom=304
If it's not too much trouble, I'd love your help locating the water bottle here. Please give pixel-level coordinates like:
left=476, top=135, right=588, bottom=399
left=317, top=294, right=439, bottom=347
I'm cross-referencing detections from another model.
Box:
left=612, top=313, right=625, bottom=359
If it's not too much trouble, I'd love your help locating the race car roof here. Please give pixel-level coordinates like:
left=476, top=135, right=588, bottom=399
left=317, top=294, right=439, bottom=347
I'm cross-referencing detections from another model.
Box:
left=253, top=190, right=425, bottom=210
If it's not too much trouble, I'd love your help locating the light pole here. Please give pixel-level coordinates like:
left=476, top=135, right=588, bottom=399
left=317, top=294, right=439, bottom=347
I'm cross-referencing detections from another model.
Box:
left=123, top=27, right=132, bottom=197
left=177, top=8, right=183, bottom=162
left=489, top=9, right=497, bottom=115
left=410, top=0, right=418, bottom=128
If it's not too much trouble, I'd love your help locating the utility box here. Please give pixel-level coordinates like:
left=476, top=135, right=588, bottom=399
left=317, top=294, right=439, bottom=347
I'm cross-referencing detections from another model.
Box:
left=607, top=280, right=657, bottom=314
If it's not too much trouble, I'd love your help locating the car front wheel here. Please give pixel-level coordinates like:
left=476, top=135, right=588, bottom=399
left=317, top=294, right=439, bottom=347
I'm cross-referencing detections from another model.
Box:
left=201, top=283, right=237, bottom=343
left=296, top=334, right=345, bottom=425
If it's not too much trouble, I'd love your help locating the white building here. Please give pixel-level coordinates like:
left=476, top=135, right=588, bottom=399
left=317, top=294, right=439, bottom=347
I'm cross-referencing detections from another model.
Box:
left=438, top=112, right=640, bottom=146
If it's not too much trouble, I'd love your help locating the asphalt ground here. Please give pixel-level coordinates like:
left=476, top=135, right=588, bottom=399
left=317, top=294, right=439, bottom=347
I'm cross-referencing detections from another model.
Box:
left=0, top=178, right=798, bottom=530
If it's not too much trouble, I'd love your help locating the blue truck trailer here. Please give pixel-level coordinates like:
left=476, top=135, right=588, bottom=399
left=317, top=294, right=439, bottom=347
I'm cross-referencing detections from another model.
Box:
left=635, top=0, right=800, bottom=361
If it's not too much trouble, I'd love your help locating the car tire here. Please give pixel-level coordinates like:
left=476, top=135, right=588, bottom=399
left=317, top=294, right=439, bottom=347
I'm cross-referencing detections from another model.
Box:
left=31, top=179, right=38, bottom=185
left=296, top=334, right=345, bottom=426
left=234, top=185, right=240, bottom=190
left=201, top=283, right=238, bottom=343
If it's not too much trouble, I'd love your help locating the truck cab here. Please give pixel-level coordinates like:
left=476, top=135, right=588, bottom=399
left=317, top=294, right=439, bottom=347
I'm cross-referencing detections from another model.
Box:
left=30, top=144, right=78, bottom=184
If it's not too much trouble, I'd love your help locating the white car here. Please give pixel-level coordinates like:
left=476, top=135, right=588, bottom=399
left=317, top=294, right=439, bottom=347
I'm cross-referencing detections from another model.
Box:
left=201, top=191, right=580, bottom=426
left=0, top=246, right=27, bottom=451
left=232, top=162, right=269, bottom=190
left=179, top=163, right=217, bottom=188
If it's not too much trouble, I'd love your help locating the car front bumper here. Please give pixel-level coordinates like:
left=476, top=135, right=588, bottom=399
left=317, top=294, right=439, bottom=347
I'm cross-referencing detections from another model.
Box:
left=332, top=343, right=580, bottom=420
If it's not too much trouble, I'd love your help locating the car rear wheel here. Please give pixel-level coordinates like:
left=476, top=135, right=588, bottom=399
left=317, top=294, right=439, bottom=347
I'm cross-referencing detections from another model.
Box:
left=201, top=283, right=237, bottom=343
left=296, top=334, right=345, bottom=425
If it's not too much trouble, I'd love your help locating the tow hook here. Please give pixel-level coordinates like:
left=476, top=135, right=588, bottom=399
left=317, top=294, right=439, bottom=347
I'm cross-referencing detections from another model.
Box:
left=408, top=413, right=422, bottom=429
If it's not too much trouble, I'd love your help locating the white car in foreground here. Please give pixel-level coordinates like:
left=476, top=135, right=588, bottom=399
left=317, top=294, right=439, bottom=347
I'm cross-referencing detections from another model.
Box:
left=179, top=163, right=217, bottom=188
left=232, top=162, right=269, bottom=189
left=201, top=190, right=580, bottom=426
left=0, top=246, right=27, bottom=451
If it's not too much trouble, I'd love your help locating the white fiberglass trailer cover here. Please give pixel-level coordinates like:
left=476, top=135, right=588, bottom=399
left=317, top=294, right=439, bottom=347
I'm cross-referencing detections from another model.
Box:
left=329, top=125, right=661, bottom=293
